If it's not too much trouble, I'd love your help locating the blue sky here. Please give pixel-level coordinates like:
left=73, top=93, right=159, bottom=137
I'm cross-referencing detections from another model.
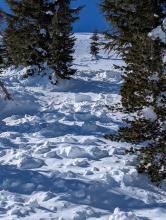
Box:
left=0, top=0, right=108, bottom=32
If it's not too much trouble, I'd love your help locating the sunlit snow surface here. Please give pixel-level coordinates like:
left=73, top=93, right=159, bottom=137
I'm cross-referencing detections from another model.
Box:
left=0, top=34, right=166, bottom=220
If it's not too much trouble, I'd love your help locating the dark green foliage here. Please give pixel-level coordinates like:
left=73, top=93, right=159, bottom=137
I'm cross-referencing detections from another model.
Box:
left=1, top=0, right=81, bottom=80
left=90, top=30, right=100, bottom=58
left=126, top=144, right=166, bottom=183
left=0, top=33, right=12, bottom=100
left=0, top=36, right=12, bottom=70
left=48, top=0, right=81, bottom=80
left=2, top=0, right=53, bottom=67
left=121, top=35, right=165, bottom=113
left=0, top=36, right=5, bottom=70
left=101, top=0, right=165, bottom=53
left=101, top=0, right=166, bottom=183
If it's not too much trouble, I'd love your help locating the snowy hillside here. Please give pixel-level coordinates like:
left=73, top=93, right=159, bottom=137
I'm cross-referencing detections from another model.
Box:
left=0, top=33, right=166, bottom=220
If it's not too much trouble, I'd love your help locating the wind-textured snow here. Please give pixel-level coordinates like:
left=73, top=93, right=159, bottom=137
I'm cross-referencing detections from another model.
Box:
left=0, top=33, right=166, bottom=220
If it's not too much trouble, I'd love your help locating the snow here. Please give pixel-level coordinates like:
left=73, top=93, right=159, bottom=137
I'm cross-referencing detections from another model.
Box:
left=46, top=11, right=54, bottom=16
left=17, top=156, right=44, bottom=169
left=142, top=106, right=157, bottom=122
left=149, top=18, right=166, bottom=43
left=0, top=33, right=166, bottom=220
left=57, top=146, right=87, bottom=159
left=108, top=208, right=140, bottom=220
left=39, top=28, right=47, bottom=36
left=75, top=94, right=92, bottom=103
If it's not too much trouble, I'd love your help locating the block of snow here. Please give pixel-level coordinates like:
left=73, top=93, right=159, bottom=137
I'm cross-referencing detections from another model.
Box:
left=17, top=156, right=44, bottom=169
left=84, top=170, right=94, bottom=176
left=39, top=28, right=47, bottom=36
left=142, top=106, right=157, bottom=122
left=109, top=208, right=140, bottom=220
left=75, top=94, right=92, bottom=103
left=46, top=10, right=54, bottom=15
left=44, top=150, right=61, bottom=158
left=123, top=169, right=139, bottom=185
left=89, top=146, right=109, bottom=159
left=57, top=146, right=87, bottom=159
left=35, top=192, right=54, bottom=202
left=35, top=147, right=50, bottom=154
left=9, top=206, right=22, bottom=216
left=72, top=158, right=89, bottom=167
left=149, top=18, right=166, bottom=43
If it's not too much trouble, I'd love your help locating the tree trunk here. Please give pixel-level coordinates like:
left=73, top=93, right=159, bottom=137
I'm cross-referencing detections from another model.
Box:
left=0, top=80, right=12, bottom=100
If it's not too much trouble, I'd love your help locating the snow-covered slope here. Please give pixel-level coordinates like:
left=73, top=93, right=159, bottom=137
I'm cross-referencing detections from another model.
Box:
left=0, top=33, right=165, bottom=220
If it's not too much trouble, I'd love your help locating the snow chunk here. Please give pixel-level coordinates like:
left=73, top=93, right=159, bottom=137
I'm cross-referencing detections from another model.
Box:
left=57, top=146, right=87, bottom=159
left=44, top=150, right=60, bottom=158
left=39, top=28, right=47, bottom=36
left=35, top=47, right=47, bottom=56
left=149, top=18, right=166, bottom=43
left=35, top=147, right=50, bottom=154
left=57, top=146, right=108, bottom=160
left=75, top=93, right=92, bottom=103
left=109, top=208, right=140, bottom=220
left=89, top=146, right=109, bottom=159
left=17, top=156, right=44, bottom=169
left=73, top=208, right=95, bottom=220
left=142, top=106, right=157, bottom=122
left=72, top=158, right=89, bottom=167
left=34, top=192, right=54, bottom=202
left=46, top=10, right=54, bottom=16
left=84, top=170, right=94, bottom=176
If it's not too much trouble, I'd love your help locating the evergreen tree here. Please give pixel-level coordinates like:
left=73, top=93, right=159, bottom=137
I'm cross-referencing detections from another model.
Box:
left=1, top=0, right=54, bottom=70
left=0, top=13, right=12, bottom=71
left=0, top=14, right=11, bottom=100
left=90, top=30, right=100, bottom=59
left=1, top=0, right=81, bottom=80
left=101, top=0, right=166, bottom=183
left=0, top=13, right=10, bottom=70
left=0, top=36, right=6, bottom=70
left=0, top=34, right=13, bottom=69
left=48, top=0, right=81, bottom=81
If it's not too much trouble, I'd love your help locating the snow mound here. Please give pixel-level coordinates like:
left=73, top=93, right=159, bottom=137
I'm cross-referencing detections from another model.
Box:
left=142, top=106, right=157, bottom=122
left=17, top=156, right=44, bottom=169
left=72, top=158, right=90, bottom=167
left=75, top=93, right=92, bottom=102
left=57, top=146, right=87, bottom=159
left=89, top=146, right=109, bottom=159
left=109, top=208, right=141, bottom=220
